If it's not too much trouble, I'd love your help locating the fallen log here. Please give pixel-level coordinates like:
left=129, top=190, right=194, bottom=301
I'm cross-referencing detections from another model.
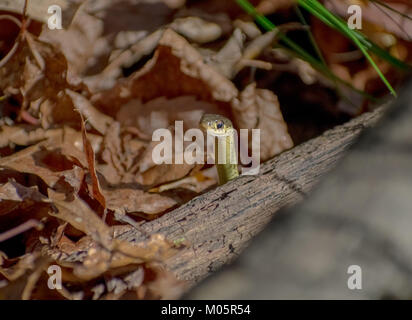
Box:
left=186, top=81, right=412, bottom=299
left=119, top=104, right=386, bottom=284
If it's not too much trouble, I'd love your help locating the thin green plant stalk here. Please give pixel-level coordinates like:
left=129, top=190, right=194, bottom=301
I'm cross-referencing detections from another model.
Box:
left=294, top=5, right=327, bottom=66
left=304, top=0, right=410, bottom=71
left=299, top=0, right=399, bottom=96
left=295, top=5, right=361, bottom=109
left=237, top=0, right=411, bottom=97
left=236, top=0, right=378, bottom=101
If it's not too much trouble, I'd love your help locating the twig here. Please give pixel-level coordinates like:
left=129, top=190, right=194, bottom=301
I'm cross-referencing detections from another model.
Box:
left=0, top=219, right=44, bottom=242
left=0, top=41, right=18, bottom=69
left=0, top=14, right=22, bottom=28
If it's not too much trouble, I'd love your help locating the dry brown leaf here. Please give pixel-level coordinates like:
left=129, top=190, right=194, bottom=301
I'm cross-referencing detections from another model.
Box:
left=143, top=263, right=186, bottom=299
left=0, top=143, right=84, bottom=190
left=150, top=167, right=217, bottom=193
left=0, top=180, right=49, bottom=216
left=39, top=3, right=108, bottom=78
left=256, top=0, right=297, bottom=15
left=88, top=29, right=164, bottom=92
left=101, top=98, right=214, bottom=187
left=79, top=112, right=106, bottom=209
left=93, top=28, right=237, bottom=116
left=98, top=121, right=146, bottom=185
left=103, top=188, right=177, bottom=215
left=67, top=89, right=114, bottom=135
left=233, top=83, right=294, bottom=161
left=0, top=252, right=38, bottom=283
left=113, top=234, right=177, bottom=266
left=0, top=126, right=60, bottom=148
left=170, top=16, right=222, bottom=44
left=116, top=96, right=224, bottom=138
left=136, top=162, right=200, bottom=187
left=48, top=190, right=112, bottom=250
left=0, top=34, right=69, bottom=111
left=50, top=233, right=177, bottom=282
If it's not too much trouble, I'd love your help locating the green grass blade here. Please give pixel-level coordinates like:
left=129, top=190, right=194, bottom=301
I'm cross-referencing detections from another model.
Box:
left=236, top=0, right=379, bottom=101
left=299, top=0, right=399, bottom=96
left=302, top=0, right=411, bottom=70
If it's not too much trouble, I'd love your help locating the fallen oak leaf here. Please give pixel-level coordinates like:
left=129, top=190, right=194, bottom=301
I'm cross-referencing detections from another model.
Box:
left=78, top=111, right=106, bottom=210
left=232, top=83, right=294, bottom=161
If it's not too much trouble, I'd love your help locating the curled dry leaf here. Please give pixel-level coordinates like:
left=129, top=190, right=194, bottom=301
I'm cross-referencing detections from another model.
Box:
left=0, top=126, right=63, bottom=149
left=88, top=29, right=165, bottom=92
left=93, top=28, right=238, bottom=115
left=170, top=16, right=222, bottom=44
left=79, top=112, right=106, bottom=209
left=233, top=83, right=294, bottom=161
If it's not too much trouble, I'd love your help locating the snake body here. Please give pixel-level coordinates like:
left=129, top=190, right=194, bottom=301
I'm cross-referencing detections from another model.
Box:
left=200, top=114, right=239, bottom=185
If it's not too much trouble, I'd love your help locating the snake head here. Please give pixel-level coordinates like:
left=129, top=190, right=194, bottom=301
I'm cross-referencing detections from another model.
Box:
left=199, top=114, right=233, bottom=137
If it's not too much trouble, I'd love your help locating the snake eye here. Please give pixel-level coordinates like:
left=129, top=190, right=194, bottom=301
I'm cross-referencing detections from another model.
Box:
left=216, top=121, right=224, bottom=129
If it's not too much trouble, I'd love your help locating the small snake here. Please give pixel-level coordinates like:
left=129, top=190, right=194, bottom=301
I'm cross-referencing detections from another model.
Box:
left=200, top=114, right=239, bottom=185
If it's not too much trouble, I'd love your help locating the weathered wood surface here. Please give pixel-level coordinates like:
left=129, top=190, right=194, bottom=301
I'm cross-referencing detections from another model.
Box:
left=118, top=103, right=386, bottom=285
left=187, top=81, right=412, bottom=299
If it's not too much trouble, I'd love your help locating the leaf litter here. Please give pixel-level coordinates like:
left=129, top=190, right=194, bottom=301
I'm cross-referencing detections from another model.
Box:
left=0, top=0, right=410, bottom=299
